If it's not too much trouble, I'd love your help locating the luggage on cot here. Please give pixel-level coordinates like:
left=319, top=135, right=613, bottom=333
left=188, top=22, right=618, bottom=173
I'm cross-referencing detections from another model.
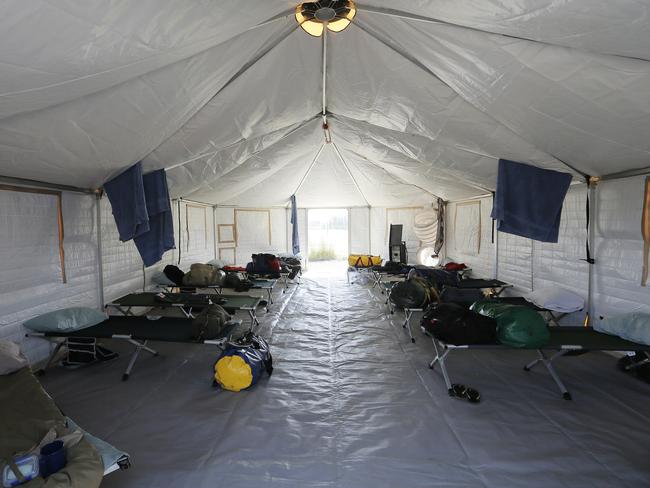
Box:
left=348, top=254, right=382, bottom=268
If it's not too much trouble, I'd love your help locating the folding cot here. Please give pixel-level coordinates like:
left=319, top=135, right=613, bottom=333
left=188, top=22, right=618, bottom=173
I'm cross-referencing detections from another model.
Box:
left=399, top=279, right=513, bottom=344
left=27, top=315, right=241, bottom=380
left=215, top=278, right=277, bottom=305
left=160, top=278, right=277, bottom=307
left=445, top=278, right=513, bottom=297
left=106, top=292, right=262, bottom=329
left=427, top=326, right=650, bottom=400
left=495, top=296, right=578, bottom=327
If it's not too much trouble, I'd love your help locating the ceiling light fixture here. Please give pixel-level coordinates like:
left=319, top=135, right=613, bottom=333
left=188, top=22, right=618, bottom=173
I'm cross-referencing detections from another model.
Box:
left=295, top=1, right=356, bottom=37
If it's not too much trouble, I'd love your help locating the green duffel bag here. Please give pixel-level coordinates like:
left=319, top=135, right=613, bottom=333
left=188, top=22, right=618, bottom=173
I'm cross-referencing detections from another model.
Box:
left=471, top=300, right=550, bottom=348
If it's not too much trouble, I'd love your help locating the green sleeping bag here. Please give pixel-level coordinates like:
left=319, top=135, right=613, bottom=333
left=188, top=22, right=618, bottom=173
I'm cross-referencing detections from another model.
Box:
left=471, top=300, right=550, bottom=348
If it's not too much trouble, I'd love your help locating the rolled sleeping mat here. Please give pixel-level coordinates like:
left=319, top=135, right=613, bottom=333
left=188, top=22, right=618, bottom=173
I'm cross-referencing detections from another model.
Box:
left=471, top=300, right=550, bottom=348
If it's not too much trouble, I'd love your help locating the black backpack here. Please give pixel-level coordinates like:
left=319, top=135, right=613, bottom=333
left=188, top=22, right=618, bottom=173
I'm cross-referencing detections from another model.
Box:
left=421, top=303, right=497, bottom=345
left=163, top=265, right=185, bottom=286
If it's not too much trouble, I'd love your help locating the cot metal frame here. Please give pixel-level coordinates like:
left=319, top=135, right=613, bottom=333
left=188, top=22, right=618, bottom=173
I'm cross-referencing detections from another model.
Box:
left=27, top=326, right=238, bottom=381
left=427, top=335, right=577, bottom=400
left=402, top=308, right=424, bottom=343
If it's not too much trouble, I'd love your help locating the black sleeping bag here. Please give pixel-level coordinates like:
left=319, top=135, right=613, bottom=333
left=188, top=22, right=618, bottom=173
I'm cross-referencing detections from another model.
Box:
left=421, top=302, right=497, bottom=345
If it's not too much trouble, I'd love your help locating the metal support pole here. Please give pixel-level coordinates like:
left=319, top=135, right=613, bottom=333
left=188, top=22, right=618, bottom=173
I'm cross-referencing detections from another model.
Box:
left=95, top=193, right=105, bottom=309
left=212, top=206, right=218, bottom=261
left=586, top=181, right=598, bottom=323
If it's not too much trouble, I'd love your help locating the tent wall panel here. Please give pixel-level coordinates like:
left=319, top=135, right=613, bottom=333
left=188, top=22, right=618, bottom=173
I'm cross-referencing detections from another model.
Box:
left=532, top=186, right=589, bottom=322
left=445, top=196, right=495, bottom=279
left=270, top=208, right=288, bottom=255
left=215, top=207, right=289, bottom=266
left=592, top=177, right=650, bottom=318
left=349, top=208, right=371, bottom=254
left=215, top=207, right=236, bottom=264
left=101, top=198, right=166, bottom=302
left=497, top=232, right=533, bottom=293
left=370, top=207, right=387, bottom=258
left=0, top=191, right=99, bottom=363
left=385, top=208, right=422, bottom=263
left=175, top=202, right=215, bottom=269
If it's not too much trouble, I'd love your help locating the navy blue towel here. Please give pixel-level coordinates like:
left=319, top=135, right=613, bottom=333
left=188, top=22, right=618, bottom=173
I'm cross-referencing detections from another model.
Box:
left=103, top=162, right=149, bottom=241
left=291, top=194, right=300, bottom=255
left=491, top=159, right=572, bottom=243
left=134, top=169, right=176, bottom=266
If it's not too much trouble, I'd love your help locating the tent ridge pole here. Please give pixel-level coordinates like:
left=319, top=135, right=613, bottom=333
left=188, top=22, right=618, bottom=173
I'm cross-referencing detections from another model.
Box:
left=346, top=146, right=443, bottom=201
left=331, top=114, right=493, bottom=195
left=355, top=4, right=650, bottom=63
left=331, top=142, right=371, bottom=206
left=601, top=165, right=650, bottom=181
left=0, top=174, right=96, bottom=195
left=164, top=115, right=319, bottom=172
left=293, top=143, right=326, bottom=196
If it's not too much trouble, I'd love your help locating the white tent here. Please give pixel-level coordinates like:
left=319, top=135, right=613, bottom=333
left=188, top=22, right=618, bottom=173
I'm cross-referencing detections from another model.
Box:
left=1, top=3, right=649, bottom=487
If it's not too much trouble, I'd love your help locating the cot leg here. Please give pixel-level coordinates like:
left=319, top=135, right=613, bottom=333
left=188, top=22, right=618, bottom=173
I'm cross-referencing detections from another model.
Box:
left=403, top=309, right=415, bottom=343
left=625, top=352, right=650, bottom=370
left=248, top=310, right=260, bottom=331
left=268, top=289, right=273, bottom=305
left=122, top=339, right=157, bottom=381
left=429, top=338, right=453, bottom=395
left=37, top=341, right=66, bottom=375
left=523, top=353, right=543, bottom=371
left=524, top=350, right=572, bottom=400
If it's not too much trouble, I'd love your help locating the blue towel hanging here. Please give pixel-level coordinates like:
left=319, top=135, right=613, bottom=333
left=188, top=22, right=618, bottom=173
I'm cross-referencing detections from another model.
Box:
left=491, top=159, right=572, bottom=243
left=103, top=162, right=149, bottom=242
left=104, top=164, right=175, bottom=266
left=134, top=169, right=175, bottom=266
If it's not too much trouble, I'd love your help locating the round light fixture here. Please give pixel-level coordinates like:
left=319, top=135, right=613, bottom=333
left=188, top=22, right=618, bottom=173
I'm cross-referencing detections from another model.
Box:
left=295, top=1, right=356, bottom=37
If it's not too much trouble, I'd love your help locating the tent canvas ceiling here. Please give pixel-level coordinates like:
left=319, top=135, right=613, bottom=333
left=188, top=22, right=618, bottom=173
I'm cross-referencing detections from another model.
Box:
left=1, top=1, right=650, bottom=207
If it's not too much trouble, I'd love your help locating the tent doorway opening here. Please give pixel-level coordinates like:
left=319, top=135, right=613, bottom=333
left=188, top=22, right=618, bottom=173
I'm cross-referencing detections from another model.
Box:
left=307, top=209, right=348, bottom=275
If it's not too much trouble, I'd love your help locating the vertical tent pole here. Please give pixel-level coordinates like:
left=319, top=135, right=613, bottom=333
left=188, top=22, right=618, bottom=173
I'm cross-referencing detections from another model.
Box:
left=494, top=224, right=500, bottom=280
left=213, top=205, right=218, bottom=261
left=95, top=192, right=105, bottom=309
left=347, top=208, right=352, bottom=255
left=368, top=206, right=372, bottom=255
left=586, top=179, right=598, bottom=324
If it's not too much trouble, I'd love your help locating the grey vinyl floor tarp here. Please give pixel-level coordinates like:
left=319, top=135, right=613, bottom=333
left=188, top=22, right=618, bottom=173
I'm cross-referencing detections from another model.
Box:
left=41, top=264, right=650, bottom=487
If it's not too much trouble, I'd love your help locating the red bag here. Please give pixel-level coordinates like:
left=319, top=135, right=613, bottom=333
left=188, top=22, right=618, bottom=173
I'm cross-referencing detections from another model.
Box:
left=444, top=262, right=467, bottom=271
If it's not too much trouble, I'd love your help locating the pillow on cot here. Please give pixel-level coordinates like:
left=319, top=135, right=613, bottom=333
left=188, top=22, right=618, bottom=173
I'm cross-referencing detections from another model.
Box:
left=23, top=307, right=107, bottom=333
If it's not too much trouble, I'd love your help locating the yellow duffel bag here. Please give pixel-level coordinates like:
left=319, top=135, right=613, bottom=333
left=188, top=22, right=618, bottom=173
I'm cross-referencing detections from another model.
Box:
left=348, top=254, right=382, bottom=268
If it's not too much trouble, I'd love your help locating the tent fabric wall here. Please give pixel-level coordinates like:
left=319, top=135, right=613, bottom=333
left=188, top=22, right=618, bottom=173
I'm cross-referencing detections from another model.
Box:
left=349, top=208, right=371, bottom=255
left=215, top=206, right=289, bottom=267
left=445, top=197, right=495, bottom=279
left=446, top=178, right=650, bottom=322
left=533, top=186, right=589, bottom=301
left=0, top=190, right=100, bottom=363
left=0, top=194, right=215, bottom=364
left=593, top=177, right=650, bottom=318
